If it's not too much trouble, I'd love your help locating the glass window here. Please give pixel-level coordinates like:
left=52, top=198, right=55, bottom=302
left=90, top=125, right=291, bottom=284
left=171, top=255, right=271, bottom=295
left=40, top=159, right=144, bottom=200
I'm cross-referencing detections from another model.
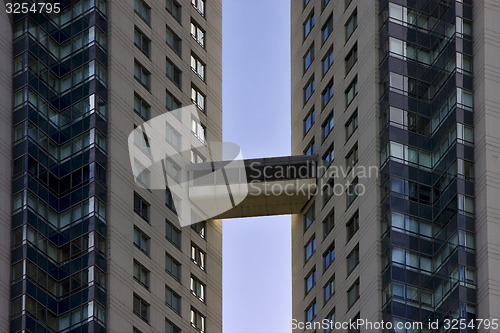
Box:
left=134, top=61, right=151, bottom=90
left=324, top=275, right=335, bottom=303
left=345, top=110, right=358, bottom=140
left=345, top=76, right=358, bottom=107
left=166, top=319, right=181, bottom=333
left=304, top=140, right=315, bottom=156
left=304, top=204, right=315, bottom=231
left=166, top=220, right=181, bottom=249
left=166, top=90, right=182, bottom=111
left=166, top=252, right=181, bottom=280
left=191, top=118, right=206, bottom=143
left=347, top=245, right=359, bottom=274
left=304, top=76, right=315, bottom=104
left=346, top=177, right=359, bottom=207
left=324, top=242, right=335, bottom=270
left=304, top=12, right=315, bottom=39
left=345, top=143, right=358, bottom=169
left=305, top=300, right=316, bottom=322
left=134, top=0, right=151, bottom=24
left=191, top=0, right=205, bottom=17
left=134, top=192, right=150, bottom=221
left=304, top=109, right=315, bottom=135
left=322, top=15, right=333, bottom=43
left=191, top=21, right=205, bottom=47
left=323, top=208, right=334, bottom=239
left=166, top=0, right=181, bottom=22
left=305, top=268, right=316, bottom=294
left=166, top=26, right=182, bottom=56
left=133, top=294, right=149, bottom=322
left=347, top=279, right=360, bottom=308
left=165, top=285, right=181, bottom=314
left=165, top=187, right=177, bottom=213
left=134, top=227, right=150, bottom=254
left=166, top=122, right=181, bottom=151
left=166, top=58, right=182, bottom=86
left=191, top=86, right=206, bottom=111
left=304, top=44, right=315, bottom=72
left=322, top=80, right=334, bottom=108
left=191, top=275, right=206, bottom=302
left=134, top=27, right=150, bottom=57
left=323, top=144, right=334, bottom=169
left=133, top=260, right=150, bottom=289
left=323, top=112, right=334, bottom=141
left=192, top=221, right=206, bottom=239
left=134, top=94, right=150, bottom=120
left=191, top=243, right=205, bottom=270
left=191, top=53, right=205, bottom=80
left=323, top=46, right=334, bottom=75
left=345, top=9, right=357, bottom=41
left=305, top=236, right=316, bottom=262
left=346, top=211, right=359, bottom=241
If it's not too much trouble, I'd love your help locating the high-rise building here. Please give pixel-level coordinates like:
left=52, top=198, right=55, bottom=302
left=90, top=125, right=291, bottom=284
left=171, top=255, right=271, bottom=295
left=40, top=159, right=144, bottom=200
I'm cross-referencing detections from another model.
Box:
left=0, top=0, right=222, bottom=332
left=291, top=0, right=500, bottom=332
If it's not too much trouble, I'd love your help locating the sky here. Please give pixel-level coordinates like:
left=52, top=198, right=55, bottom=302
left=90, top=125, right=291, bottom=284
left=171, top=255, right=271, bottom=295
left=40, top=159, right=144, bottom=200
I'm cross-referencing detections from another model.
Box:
left=221, top=0, right=292, bottom=333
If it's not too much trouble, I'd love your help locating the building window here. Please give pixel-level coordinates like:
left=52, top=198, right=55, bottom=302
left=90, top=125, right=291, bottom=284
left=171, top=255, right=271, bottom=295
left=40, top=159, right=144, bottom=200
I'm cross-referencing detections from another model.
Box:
left=134, top=192, right=150, bottom=222
left=323, top=46, right=334, bottom=76
left=304, top=109, right=315, bottom=135
left=165, top=187, right=177, bottom=213
left=304, top=140, right=315, bottom=156
left=347, top=177, right=359, bottom=207
left=134, top=27, right=150, bottom=57
left=348, top=313, right=361, bottom=333
left=323, top=144, right=334, bottom=169
left=166, top=319, right=181, bottom=333
left=133, top=159, right=150, bottom=187
left=166, top=252, right=181, bottom=280
left=322, top=79, right=334, bottom=108
left=191, top=275, right=206, bottom=302
left=134, top=227, right=150, bottom=255
left=133, top=260, right=150, bottom=289
left=192, top=221, right=206, bottom=239
left=345, top=77, right=358, bottom=107
left=166, top=90, right=182, bottom=111
left=191, top=243, right=205, bottom=270
left=166, top=122, right=181, bottom=151
left=325, top=310, right=335, bottom=333
left=166, top=0, right=181, bottom=22
left=191, top=0, right=205, bottom=17
left=166, top=220, right=181, bottom=249
left=134, top=94, right=150, bottom=120
left=165, top=285, right=181, bottom=314
left=191, top=118, right=206, bottom=143
left=304, top=0, right=310, bottom=8
left=133, top=327, right=142, bottom=333
left=191, top=308, right=205, bottom=332
left=304, top=44, right=314, bottom=72
left=166, top=58, right=182, bottom=86
left=347, top=244, right=360, bottom=275
left=191, top=149, right=205, bottom=163
left=305, top=300, right=316, bottom=322
left=305, top=236, right=316, bottom=262
left=323, top=112, right=334, bottom=141
left=305, top=268, right=316, bottom=294
left=345, top=9, right=357, bottom=42
left=304, top=11, right=315, bottom=39
left=324, top=242, right=335, bottom=271
left=345, top=110, right=358, bottom=141
left=304, top=76, right=315, bottom=104
left=134, top=61, right=151, bottom=90
left=322, top=0, right=330, bottom=10
left=347, top=279, right=360, bottom=308
left=191, top=86, right=206, bottom=111
left=191, top=21, right=205, bottom=47
left=322, top=15, right=333, bottom=43
left=345, top=143, right=358, bottom=169
left=323, top=208, right=334, bottom=239
left=346, top=210, right=359, bottom=242
left=134, top=0, right=151, bottom=24
left=191, top=53, right=206, bottom=80
left=133, top=294, right=149, bottom=322
left=304, top=204, right=315, bottom=231
left=166, top=26, right=182, bottom=56
left=345, top=43, right=357, bottom=75
left=324, top=275, right=335, bottom=303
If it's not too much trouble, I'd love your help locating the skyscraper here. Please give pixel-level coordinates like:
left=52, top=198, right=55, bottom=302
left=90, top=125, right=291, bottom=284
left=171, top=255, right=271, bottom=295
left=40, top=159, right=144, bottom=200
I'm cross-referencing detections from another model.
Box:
left=291, top=0, right=500, bottom=332
left=0, top=0, right=222, bottom=332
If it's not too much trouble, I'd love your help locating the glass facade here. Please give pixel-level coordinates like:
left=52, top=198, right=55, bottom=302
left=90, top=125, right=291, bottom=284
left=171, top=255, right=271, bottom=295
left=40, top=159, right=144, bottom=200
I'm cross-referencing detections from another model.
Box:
left=10, top=0, right=108, bottom=331
left=378, top=0, right=476, bottom=330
